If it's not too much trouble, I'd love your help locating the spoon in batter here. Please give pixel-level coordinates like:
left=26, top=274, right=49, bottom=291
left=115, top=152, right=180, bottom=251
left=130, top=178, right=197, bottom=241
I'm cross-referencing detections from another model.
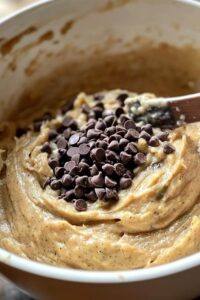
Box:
left=127, top=92, right=200, bottom=128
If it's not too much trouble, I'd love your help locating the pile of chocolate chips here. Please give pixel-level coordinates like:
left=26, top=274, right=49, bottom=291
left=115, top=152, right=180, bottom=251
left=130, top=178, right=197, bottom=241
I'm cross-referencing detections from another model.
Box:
left=40, top=93, right=175, bottom=212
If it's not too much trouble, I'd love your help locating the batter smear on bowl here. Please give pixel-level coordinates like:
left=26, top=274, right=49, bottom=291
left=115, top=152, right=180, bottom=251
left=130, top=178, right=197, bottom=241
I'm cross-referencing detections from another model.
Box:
left=0, top=90, right=200, bottom=270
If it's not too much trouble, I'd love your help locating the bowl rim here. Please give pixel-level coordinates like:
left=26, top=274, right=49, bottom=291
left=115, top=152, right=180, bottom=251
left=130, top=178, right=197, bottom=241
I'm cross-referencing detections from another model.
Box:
left=0, top=0, right=200, bottom=284
left=0, top=248, right=200, bottom=283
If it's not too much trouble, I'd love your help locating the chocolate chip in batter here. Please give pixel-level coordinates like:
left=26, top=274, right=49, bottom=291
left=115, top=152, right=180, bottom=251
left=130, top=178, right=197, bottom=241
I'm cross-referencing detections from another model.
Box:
left=157, top=131, right=169, bottom=142
left=163, top=142, right=175, bottom=154
left=41, top=142, right=51, bottom=154
left=79, top=143, right=90, bottom=156
left=16, top=127, right=29, bottom=138
left=75, top=199, right=87, bottom=211
left=134, top=153, right=146, bottom=166
left=117, top=93, right=129, bottom=105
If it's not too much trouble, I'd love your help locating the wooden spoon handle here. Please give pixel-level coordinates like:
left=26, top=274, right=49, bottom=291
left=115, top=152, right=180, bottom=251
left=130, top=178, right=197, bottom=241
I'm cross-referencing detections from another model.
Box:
left=168, top=93, right=200, bottom=123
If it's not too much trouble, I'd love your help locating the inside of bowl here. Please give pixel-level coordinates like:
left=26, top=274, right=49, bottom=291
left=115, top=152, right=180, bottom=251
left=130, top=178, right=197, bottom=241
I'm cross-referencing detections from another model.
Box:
left=0, top=0, right=200, bottom=123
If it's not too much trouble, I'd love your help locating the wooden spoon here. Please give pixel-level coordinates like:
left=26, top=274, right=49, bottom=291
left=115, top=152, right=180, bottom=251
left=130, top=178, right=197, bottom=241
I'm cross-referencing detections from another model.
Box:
left=128, top=93, right=200, bottom=128
left=164, top=93, right=200, bottom=124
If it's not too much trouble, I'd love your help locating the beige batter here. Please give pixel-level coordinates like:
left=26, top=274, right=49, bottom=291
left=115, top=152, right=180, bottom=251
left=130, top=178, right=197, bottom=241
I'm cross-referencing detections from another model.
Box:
left=0, top=89, right=200, bottom=270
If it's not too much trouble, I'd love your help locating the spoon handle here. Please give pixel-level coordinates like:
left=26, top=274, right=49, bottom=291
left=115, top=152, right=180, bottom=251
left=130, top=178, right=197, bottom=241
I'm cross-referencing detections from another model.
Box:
left=168, top=93, right=200, bottom=123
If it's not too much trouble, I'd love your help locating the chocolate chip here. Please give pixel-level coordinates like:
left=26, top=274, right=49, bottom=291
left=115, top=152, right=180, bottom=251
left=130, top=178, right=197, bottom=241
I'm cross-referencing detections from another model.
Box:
left=106, top=150, right=118, bottom=162
left=119, top=138, right=129, bottom=148
left=69, top=166, right=79, bottom=176
left=91, top=172, right=104, bottom=187
left=90, top=165, right=99, bottom=176
left=95, top=120, right=106, bottom=131
left=139, top=131, right=151, bottom=141
left=117, top=130, right=126, bottom=137
left=141, top=124, right=153, bottom=134
left=115, top=107, right=124, bottom=117
left=91, top=148, right=105, bottom=162
left=125, top=129, right=139, bottom=141
left=95, top=188, right=106, bottom=200
left=43, top=177, right=51, bottom=189
left=75, top=199, right=87, bottom=211
left=104, top=115, right=115, bottom=126
left=124, top=170, right=134, bottom=178
left=62, top=116, right=73, bottom=127
left=48, top=129, right=58, bottom=140
left=64, top=161, right=76, bottom=172
left=102, top=110, right=114, bottom=118
left=93, top=107, right=103, bottom=118
left=120, top=151, right=132, bottom=165
left=33, top=120, right=42, bottom=132
left=94, top=102, right=104, bottom=108
left=88, top=177, right=94, bottom=188
left=85, top=119, right=96, bottom=130
left=116, top=124, right=125, bottom=131
left=41, top=142, right=51, bottom=154
left=112, top=118, right=118, bottom=126
left=124, top=120, right=136, bottom=130
left=77, top=136, right=88, bottom=145
left=114, top=163, right=126, bottom=176
left=87, top=129, right=101, bottom=139
left=102, top=164, right=115, bottom=176
left=67, top=147, right=79, bottom=157
left=79, top=143, right=90, bottom=156
left=125, top=143, right=137, bottom=155
left=86, top=191, right=98, bottom=202
left=100, top=133, right=107, bottom=140
left=79, top=162, right=89, bottom=173
left=74, top=186, right=84, bottom=198
left=71, top=154, right=80, bottom=164
left=163, top=142, right=175, bottom=154
left=48, top=158, right=59, bottom=169
left=63, top=190, right=74, bottom=201
left=105, top=126, right=116, bottom=136
left=63, top=128, right=71, bottom=139
left=157, top=131, right=169, bottom=141
left=134, top=153, right=146, bottom=166
left=69, top=133, right=80, bottom=145
left=108, top=140, right=119, bottom=152
left=76, top=176, right=89, bottom=188
left=57, top=137, right=67, bottom=149
left=89, top=141, right=96, bottom=149
left=119, top=114, right=130, bottom=125
left=54, top=167, right=65, bottom=178
left=105, top=188, right=119, bottom=201
left=97, top=140, right=108, bottom=149
left=149, top=136, right=160, bottom=147
left=120, top=177, right=132, bottom=189
left=58, top=148, right=67, bottom=158
left=62, top=174, right=73, bottom=187
left=117, top=93, right=128, bottom=105
left=42, top=112, right=52, bottom=121
left=16, top=127, right=28, bottom=138
left=81, top=157, right=91, bottom=164
left=113, top=134, right=121, bottom=141
left=50, top=180, right=62, bottom=190
left=81, top=104, right=90, bottom=114
left=105, top=176, right=117, bottom=188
